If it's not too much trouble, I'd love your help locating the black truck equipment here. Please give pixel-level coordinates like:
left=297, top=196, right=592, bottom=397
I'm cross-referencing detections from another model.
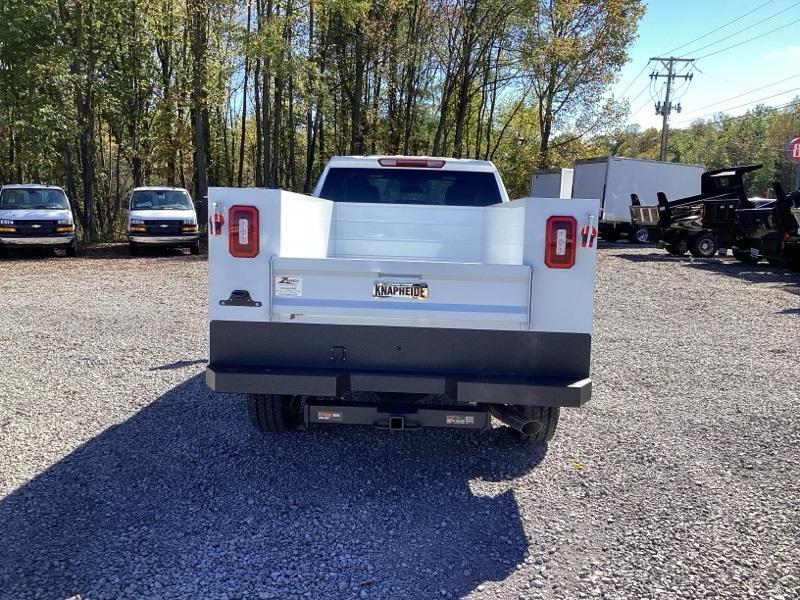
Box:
left=630, top=165, right=764, bottom=258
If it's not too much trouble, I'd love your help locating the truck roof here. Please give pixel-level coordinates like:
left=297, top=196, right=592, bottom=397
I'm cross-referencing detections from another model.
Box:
left=326, top=155, right=499, bottom=172
left=132, top=186, right=190, bottom=193
left=0, top=183, right=65, bottom=190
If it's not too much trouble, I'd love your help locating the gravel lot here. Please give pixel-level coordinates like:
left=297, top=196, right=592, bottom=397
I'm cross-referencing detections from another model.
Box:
left=1, top=245, right=799, bottom=600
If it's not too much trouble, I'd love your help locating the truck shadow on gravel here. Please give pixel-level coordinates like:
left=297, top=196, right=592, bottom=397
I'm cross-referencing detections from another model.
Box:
left=0, top=374, right=546, bottom=599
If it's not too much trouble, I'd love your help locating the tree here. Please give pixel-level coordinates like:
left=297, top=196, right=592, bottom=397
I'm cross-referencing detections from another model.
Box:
left=519, top=0, right=644, bottom=168
left=1, top=0, right=648, bottom=242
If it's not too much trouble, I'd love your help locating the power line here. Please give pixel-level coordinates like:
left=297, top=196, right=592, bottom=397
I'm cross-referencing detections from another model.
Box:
left=694, top=69, right=749, bottom=89
left=673, top=100, right=800, bottom=130
left=674, top=87, right=800, bottom=124
left=682, top=71, right=800, bottom=115
left=662, top=0, right=777, bottom=55
left=696, top=16, right=800, bottom=60
left=618, top=1, right=794, bottom=130
left=617, top=62, right=652, bottom=98
left=631, top=96, right=655, bottom=118
left=650, top=57, right=696, bottom=159
left=627, top=80, right=651, bottom=106
left=679, top=1, right=800, bottom=58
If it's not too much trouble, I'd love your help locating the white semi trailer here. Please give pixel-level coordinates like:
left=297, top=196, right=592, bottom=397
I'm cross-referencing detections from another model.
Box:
left=206, top=156, right=600, bottom=444
left=572, top=157, right=704, bottom=242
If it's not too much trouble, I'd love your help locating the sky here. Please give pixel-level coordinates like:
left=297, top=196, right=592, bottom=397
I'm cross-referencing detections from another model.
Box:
left=613, top=0, right=800, bottom=131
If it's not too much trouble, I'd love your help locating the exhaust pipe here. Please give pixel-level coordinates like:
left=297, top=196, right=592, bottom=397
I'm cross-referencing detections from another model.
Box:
left=490, top=406, right=543, bottom=436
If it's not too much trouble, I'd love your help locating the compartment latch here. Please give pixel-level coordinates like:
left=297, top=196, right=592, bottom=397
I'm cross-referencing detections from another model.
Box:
left=220, top=290, right=262, bottom=308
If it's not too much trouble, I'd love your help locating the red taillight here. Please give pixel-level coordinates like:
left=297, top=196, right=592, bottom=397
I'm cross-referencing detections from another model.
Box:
left=544, top=216, right=577, bottom=269
left=228, top=205, right=259, bottom=258
left=378, top=157, right=446, bottom=168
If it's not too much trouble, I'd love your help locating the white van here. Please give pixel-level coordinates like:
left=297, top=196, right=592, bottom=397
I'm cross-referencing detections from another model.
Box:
left=126, top=186, right=200, bottom=255
left=0, top=184, right=77, bottom=257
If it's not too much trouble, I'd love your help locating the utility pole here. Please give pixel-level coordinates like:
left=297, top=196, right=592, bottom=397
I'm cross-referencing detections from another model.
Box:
left=650, top=57, right=695, bottom=161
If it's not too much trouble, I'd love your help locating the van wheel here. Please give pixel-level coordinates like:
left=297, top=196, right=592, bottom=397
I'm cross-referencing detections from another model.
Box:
left=248, top=394, right=303, bottom=433
left=65, top=241, right=78, bottom=257
left=509, top=406, right=560, bottom=443
left=190, top=241, right=201, bottom=255
left=689, top=234, right=718, bottom=258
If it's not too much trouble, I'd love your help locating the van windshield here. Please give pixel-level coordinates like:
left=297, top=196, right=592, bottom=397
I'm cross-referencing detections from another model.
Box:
left=318, top=168, right=503, bottom=206
left=0, top=188, right=70, bottom=210
left=131, top=189, right=193, bottom=210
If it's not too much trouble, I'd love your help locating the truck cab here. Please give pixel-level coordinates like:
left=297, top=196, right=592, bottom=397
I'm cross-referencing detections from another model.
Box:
left=206, top=156, right=599, bottom=444
left=0, top=184, right=77, bottom=257
left=126, top=186, right=200, bottom=255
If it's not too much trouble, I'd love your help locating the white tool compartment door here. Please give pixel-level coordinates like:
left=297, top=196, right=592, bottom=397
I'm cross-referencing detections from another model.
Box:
left=271, top=257, right=532, bottom=331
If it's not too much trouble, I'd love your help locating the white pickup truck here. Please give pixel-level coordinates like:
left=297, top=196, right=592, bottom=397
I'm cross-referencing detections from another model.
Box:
left=206, top=156, right=599, bottom=443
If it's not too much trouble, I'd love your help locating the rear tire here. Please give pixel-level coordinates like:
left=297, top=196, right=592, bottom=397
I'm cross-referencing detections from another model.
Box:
left=689, top=233, right=718, bottom=258
left=631, top=227, right=651, bottom=244
left=733, top=250, right=760, bottom=264
left=509, top=406, right=560, bottom=443
left=190, top=241, right=201, bottom=255
left=765, top=257, right=784, bottom=267
left=65, top=240, right=78, bottom=257
left=248, top=394, right=303, bottom=433
left=664, top=242, right=687, bottom=256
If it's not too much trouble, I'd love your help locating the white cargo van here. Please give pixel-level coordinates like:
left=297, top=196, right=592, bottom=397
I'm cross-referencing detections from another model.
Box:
left=0, top=184, right=77, bottom=257
left=206, top=156, right=600, bottom=444
left=572, top=157, right=704, bottom=242
left=125, top=186, right=200, bottom=255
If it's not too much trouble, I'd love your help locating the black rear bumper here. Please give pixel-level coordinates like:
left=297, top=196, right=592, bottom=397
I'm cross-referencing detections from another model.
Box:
left=206, top=321, right=592, bottom=407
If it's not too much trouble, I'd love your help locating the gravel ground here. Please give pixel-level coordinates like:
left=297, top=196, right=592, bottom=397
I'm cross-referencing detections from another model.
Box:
left=1, top=244, right=799, bottom=600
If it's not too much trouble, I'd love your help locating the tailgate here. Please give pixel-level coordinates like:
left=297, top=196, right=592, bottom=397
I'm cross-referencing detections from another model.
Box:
left=271, top=257, right=531, bottom=330
left=629, top=205, right=659, bottom=226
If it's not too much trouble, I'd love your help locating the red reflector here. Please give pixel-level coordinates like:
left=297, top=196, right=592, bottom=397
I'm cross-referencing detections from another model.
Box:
left=228, top=205, right=259, bottom=258
left=378, top=157, right=446, bottom=168
left=210, top=212, right=224, bottom=236
left=544, top=216, right=577, bottom=269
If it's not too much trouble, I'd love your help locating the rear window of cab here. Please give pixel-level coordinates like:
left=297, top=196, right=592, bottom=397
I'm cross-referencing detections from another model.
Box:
left=318, top=168, right=502, bottom=207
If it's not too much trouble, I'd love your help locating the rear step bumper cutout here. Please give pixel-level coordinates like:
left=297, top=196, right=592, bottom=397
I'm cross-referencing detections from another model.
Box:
left=304, top=401, right=490, bottom=430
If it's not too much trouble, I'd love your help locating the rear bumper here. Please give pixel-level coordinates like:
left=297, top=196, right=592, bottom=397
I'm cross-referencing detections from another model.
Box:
left=206, top=321, right=592, bottom=407
left=206, top=364, right=591, bottom=406
left=0, top=234, right=75, bottom=247
left=129, top=234, right=198, bottom=246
